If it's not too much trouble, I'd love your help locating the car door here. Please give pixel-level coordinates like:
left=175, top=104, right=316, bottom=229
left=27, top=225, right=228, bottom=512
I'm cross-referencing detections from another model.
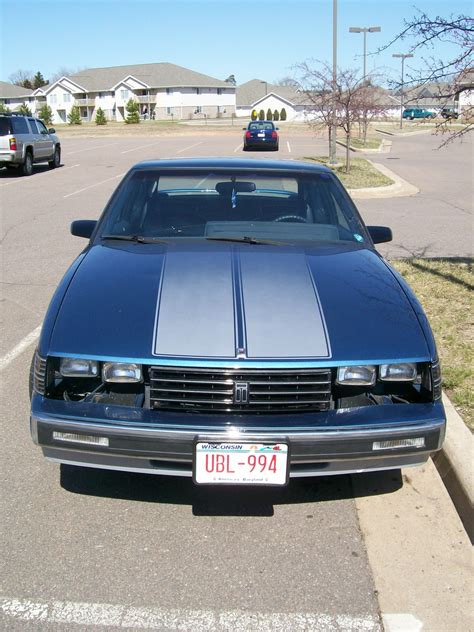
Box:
left=35, top=119, right=54, bottom=159
left=28, top=118, right=46, bottom=160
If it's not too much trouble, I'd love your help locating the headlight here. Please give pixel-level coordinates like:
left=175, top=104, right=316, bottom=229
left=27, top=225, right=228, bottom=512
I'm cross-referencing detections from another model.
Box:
left=60, top=357, right=99, bottom=377
left=379, top=363, right=417, bottom=381
left=336, top=365, right=376, bottom=386
left=102, top=362, right=142, bottom=383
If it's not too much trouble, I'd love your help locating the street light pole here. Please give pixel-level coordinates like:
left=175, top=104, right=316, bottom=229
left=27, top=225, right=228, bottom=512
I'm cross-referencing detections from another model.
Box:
left=330, top=0, right=337, bottom=165
left=349, top=26, right=381, bottom=81
left=392, top=53, right=414, bottom=129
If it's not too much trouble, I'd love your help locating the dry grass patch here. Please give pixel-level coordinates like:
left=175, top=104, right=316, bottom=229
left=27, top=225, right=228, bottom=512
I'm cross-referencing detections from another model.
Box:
left=302, top=156, right=393, bottom=189
left=392, top=258, right=473, bottom=430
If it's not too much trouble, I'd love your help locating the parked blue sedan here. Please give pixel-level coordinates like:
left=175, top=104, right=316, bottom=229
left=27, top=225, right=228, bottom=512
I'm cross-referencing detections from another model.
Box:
left=243, top=121, right=279, bottom=151
left=30, top=158, right=445, bottom=486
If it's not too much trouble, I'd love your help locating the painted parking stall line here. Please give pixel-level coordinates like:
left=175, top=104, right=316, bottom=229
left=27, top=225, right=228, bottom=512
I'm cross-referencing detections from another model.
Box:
left=287, top=141, right=292, bottom=153
left=63, top=172, right=126, bottom=198
left=64, top=143, right=118, bottom=156
left=121, top=141, right=163, bottom=155
left=176, top=141, right=203, bottom=154
left=0, top=326, right=41, bottom=371
left=0, top=598, right=382, bottom=631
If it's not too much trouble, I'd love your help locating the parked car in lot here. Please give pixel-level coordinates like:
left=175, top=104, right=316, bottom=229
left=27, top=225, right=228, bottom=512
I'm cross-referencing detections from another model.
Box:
left=402, top=108, right=436, bottom=120
left=440, top=107, right=459, bottom=119
left=0, top=113, right=61, bottom=175
left=243, top=121, right=279, bottom=151
left=30, top=158, right=445, bottom=485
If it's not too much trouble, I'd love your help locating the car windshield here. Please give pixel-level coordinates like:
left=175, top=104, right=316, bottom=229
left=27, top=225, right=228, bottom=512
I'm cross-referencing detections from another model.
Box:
left=98, top=169, right=369, bottom=244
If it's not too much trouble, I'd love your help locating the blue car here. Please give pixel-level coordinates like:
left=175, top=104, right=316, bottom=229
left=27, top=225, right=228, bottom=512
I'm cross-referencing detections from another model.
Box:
left=243, top=121, right=279, bottom=151
left=30, top=159, right=445, bottom=486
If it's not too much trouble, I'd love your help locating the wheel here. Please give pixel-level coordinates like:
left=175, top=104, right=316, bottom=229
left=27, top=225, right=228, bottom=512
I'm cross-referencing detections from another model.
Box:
left=273, top=143, right=279, bottom=151
left=21, top=151, right=33, bottom=176
left=49, top=146, right=61, bottom=169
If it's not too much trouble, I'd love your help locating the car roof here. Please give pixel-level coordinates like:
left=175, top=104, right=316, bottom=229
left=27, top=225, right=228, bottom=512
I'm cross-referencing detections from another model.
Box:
left=132, top=158, right=333, bottom=175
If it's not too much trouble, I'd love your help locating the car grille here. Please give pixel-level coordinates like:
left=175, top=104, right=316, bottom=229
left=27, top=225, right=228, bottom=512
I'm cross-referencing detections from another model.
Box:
left=149, top=366, right=332, bottom=413
left=33, top=352, right=47, bottom=395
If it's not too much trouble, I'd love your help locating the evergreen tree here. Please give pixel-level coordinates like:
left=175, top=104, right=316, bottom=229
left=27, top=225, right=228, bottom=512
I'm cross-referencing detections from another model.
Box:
left=258, top=109, right=265, bottom=120
left=125, top=98, right=140, bottom=124
left=280, top=108, right=287, bottom=121
left=18, top=104, right=32, bottom=116
left=38, top=104, right=53, bottom=126
left=0, top=103, right=11, bottom=113
left=33, top=71, right=48, bottom=89
left=95, top=107, right=107, bottom=125
left=273, top=109, right=279, bottom=121
left=251, top=109, right=258, bottom=120
left=266, top=108, right=273, bottom=121
left=68, top=105, right=82, bottom=125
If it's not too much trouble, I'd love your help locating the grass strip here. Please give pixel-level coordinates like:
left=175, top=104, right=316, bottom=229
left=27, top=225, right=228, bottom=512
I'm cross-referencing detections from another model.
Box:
left=302, top=156, right=393, bottom=189
left=392, top=259, right=473, bottom=430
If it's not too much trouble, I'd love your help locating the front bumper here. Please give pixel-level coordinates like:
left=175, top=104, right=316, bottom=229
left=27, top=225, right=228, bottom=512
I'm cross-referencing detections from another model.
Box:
left=31, top=396, right=446, bottom=478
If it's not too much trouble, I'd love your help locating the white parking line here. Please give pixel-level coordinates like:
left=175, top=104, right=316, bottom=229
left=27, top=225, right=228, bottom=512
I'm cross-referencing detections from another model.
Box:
left=121, top=141, right=163, bottom=155
left=0, top=598, right=382, bottom=630
left=0, top=164, right=80, bottom=188
left=63, top=173, right=125, bottom=198
left=234, top=143, right=243, bottom=153
left=0, top=326, right=41, bottom=371
left=287, top=141, right=292, bottom=153
left=176, top=141, right=203, bottom=154
left=65, top=143, right=118, bottom=156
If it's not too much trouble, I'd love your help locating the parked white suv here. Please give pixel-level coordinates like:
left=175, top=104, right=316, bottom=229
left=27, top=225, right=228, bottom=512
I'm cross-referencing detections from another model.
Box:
left=0, top=114, right=61, bottom=176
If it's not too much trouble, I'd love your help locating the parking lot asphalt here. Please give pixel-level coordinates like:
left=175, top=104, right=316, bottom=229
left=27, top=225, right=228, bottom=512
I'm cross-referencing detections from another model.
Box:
left=0, top=129, right=472, bottom=631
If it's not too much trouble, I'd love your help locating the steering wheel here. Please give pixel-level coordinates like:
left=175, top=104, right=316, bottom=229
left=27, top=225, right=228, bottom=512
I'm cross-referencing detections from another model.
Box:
left=273, top=215, right=308, bottom=223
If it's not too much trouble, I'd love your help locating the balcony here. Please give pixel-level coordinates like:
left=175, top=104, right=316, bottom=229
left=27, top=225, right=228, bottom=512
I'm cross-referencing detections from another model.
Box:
left=136, top=95, right=156, bottom=103
left=74, top=98, right=96, bottom=106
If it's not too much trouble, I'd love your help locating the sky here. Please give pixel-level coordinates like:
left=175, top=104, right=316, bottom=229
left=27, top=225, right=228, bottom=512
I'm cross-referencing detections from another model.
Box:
left=0, top=0, right=471, bottom=86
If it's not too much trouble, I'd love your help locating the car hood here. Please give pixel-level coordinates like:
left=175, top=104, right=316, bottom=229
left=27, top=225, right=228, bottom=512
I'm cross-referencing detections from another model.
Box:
left=49, top=242, right=429, bottom=364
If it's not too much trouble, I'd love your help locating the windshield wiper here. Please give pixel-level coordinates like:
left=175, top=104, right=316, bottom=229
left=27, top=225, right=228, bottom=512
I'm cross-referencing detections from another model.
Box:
left=205, top=235, right=287, bottom=246
left=101, top=234, right=169, bottom=244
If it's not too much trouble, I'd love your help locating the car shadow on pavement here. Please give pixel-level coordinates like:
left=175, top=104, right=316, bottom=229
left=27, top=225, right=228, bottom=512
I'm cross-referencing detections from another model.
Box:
left=60, top=465, right=402, bottom=517
left=0, top=165, right=52, bottom=178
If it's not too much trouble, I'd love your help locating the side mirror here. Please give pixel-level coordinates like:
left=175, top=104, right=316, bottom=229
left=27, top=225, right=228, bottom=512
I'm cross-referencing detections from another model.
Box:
left=367, top=225, right=392, bottom=244
left=48, top=128, right=55, bottom=133
left=71, top=220, right=97, bottom=239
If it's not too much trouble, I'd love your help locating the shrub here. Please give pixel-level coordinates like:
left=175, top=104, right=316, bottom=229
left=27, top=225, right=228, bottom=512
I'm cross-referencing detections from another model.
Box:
left=266, top=108, right=273, bottom=121
left=95, top=107, right=107, bottom=125
left=18, top=104, right=32, bottom=116
left=251, top=109, right=258, bottom=120
left=258, top=109, right=265, bottom=120
left=273, top=109, right=279, bottom=121
left=125, top=98, right=140, bottom=124
left=0, top=103, right=11, bottom=114
left=38, top=104, right=53, bottom=125
left=280, top=108, right=287, bottom=121
left=67, top=105, right=82, bottom=125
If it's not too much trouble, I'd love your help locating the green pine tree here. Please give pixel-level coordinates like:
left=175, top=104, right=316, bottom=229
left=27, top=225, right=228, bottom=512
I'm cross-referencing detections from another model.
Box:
left=266, top=108, right=273, bottom=121
left=125, top=98, right=140, bottom=124
left=258, top=109, right=265, bottom=120
left=280, top=108, right=287, bottom=121
left=18, top=104, right=32, bottom=116
left=0, top=103, right=11, bottom=114
left=68, top=105, right=82, bottom=125
left=33, top=71, right=48, bottom=89
left=95, top=107, right=107, bottom=125
left=38, top=104, right=53, bottom=126
left=273, top=109, right=279, bottom=121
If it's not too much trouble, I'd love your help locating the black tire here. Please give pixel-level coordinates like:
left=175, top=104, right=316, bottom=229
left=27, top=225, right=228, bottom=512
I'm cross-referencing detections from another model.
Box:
left=49, top=145, right=61, bottom=169
left=21, top=151, right=33, bottom=176
left=273, top=143, right=279, bottom=151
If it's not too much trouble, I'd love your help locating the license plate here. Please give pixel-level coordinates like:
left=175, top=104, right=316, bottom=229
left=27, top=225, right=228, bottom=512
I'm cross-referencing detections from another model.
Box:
left=257, top=132, right=265, bottom=137
left=194, top=441, right=289, bottom=485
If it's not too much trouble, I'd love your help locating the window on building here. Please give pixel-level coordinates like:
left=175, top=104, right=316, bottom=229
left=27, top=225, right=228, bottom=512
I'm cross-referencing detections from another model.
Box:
left=195, top=105, right=202, bottom=114
left=217, top=89, right=222, bottom=95
left=167, top=107, right=173, bottom=115
left=121, top=89, right=129, bottom=100
left=196, top=88, right=201, bottom=95
left=63, top=93, right=71, bottom=103
left=166, top=88, right=172, bottom=94
left=50, top=94, right=57, bottom=104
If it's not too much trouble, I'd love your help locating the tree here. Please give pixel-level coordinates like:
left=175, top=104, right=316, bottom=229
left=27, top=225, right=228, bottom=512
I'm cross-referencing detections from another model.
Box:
left=38, top=104, right=53, bottom=125
left=251, top=109, right=258, bottom=120
left=381, top=10, right=473, bottom=144
left=224, top=74, right=237, bottom=85
left=258, top=109, right=265, bottom=120
left=125, top=98, right=140, bottom=124
left=33, top=71, right=48, bottom=89
left=274, top=76, right=299, bottom=88
left=68, top=105, right=82, bottom=125
left=0, top=103, right=11, bottom=114
left=273, top=109, right=280, bottom=121
left=280, top=108, right=287, bottom=121
left=95, top=107, right=107, bottom=125
left=266, top=108, right=273, bottom=121
left=17, top=104, right=32, bottom=116
left=8, top=69, right=33, bottom=88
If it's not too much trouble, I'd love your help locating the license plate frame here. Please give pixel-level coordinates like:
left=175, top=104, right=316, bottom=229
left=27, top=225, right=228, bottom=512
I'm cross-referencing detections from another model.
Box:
left=193, top=439, right=290, bottom=486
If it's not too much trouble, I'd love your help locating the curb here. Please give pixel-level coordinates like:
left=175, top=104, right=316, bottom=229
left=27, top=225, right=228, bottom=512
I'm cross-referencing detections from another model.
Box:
left=433, top=393, right=474, bottom=542
left=348, top=160, right=419, bottom=199
left=336, top=139, right=392, bottom=154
